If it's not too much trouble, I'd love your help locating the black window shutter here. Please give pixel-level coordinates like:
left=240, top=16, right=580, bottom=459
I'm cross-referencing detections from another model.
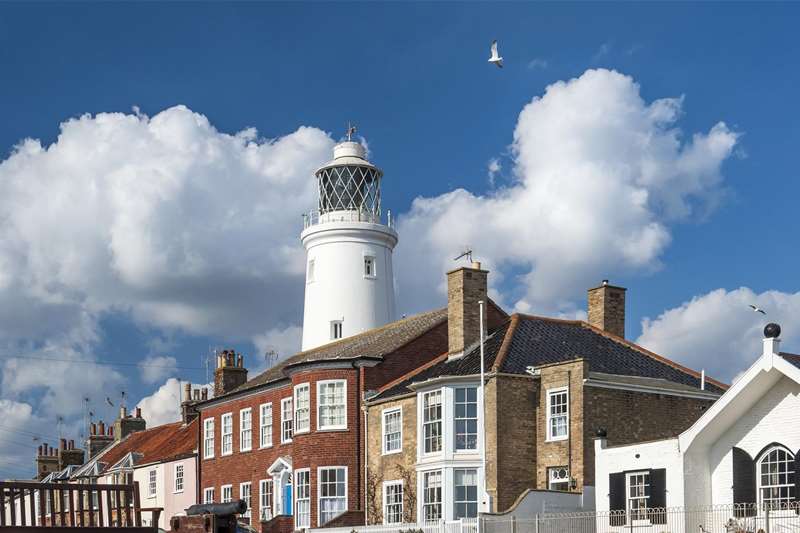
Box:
left=648, top=469, right=667, bottom=524
left=609, top=472, right=626, bottom=526
left=732, top=447, right=757, bottom=517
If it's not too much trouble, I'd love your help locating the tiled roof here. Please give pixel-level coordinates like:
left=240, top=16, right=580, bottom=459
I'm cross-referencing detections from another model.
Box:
left=96, top=420, right=197, bottom=474
left=780, top=352, right=800, bottom=369
left=375, top=314, right=726, bottom=400
left=223, top=307, right=449, bottom=397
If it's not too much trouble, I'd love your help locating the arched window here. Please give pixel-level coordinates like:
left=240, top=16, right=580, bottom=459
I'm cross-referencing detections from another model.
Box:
left=757, top=445, right=795, bottom=509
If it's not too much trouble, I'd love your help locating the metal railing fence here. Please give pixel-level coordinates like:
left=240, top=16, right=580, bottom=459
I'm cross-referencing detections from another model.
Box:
left=310, top=517, right=478, bottom=533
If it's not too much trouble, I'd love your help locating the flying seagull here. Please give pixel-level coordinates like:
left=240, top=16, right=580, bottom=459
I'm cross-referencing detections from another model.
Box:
left=749, top=304, right=766, bottom=315
left=488, top=40, right=503, bottom=68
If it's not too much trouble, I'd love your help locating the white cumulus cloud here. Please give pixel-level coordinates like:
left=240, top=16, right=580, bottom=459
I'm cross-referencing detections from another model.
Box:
left=135, top=377, right=213, bottom=427
left=394, top=69, right=739, bottom=317
left=636, top=288, right=800, bottom=382
left=138, top=355, right=178, bottom=384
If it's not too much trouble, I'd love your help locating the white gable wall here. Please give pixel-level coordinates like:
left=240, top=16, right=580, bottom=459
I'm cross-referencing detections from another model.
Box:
left=708, top=375, right=800, bottom=505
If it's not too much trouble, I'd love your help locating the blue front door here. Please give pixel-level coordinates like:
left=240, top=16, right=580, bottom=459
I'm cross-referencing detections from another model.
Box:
left=285, top=484, right=293, bottom=515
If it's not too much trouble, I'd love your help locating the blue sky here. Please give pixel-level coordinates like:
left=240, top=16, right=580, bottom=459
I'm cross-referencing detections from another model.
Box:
left=1, top=2, right=799, bottom=478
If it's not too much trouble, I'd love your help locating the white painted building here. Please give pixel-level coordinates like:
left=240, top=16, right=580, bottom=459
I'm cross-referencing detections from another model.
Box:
left=300, top=134, right=398, bottom=351
left=595, top=323, right=800, bottom=525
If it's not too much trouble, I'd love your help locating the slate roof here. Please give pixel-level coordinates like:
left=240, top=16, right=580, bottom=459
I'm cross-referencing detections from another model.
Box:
left=780, top=352, right=800, bottom=370
left=95, top=420, right=197, bottom=474
left=222, top=307, right=449, bottom=397
left=375, top=314, right=726, bottom=400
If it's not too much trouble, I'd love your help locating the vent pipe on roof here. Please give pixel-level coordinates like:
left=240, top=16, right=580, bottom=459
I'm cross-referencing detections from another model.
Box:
left=700, top=369, right=705, bottom=390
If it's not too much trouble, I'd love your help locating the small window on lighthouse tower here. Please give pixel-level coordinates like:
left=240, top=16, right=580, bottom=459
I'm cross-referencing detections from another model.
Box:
left=364, top=256, right=376, bottom=278
left=307, top=260, right=315, bottom=283
left=331, top=320, right=343, bottom=340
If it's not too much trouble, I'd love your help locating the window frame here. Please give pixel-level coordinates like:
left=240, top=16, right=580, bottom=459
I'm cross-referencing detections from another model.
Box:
left=221, top=412, right=234, bottom=456
left=203, top=418, right=215, bottom=459
left=259, top=479, right=273, bottom=521
left=260, top=402, right=273, bottom=448
left=294, top=469, right=311, bottom=530
left=547, top=466, right=570, bottom=491
left=174, top=463, right=184, bottom=494
left=330, top=320, right=343, bottom=340
left=281, top=397, right=294, bottom=443
left=240, top=482, right=252, bottom=522
left=382, top=407, right=402, bottom=455
left=757, top=445, right=796, bottom=510
left=454, top=386, right=478, bottom=452
left=240, top=408, right=253, bottom=452
left=307, top=259, right=315, bottom=284
left=148, top=469, right=157, bottom=498
left=383, top=479, right=404, bottom=525
left=422, top=389, right=443, bottom=455
left=294, top=383, right=311, bottom=435
left=221, top=484, right=233, bottom=504
left=546, top=387, right=569, bottom=442
left=364, top=255, right=377, bottom=279
left=626, top=471, right=650, bottom=521
left=422, top=469, right=443, bottom=523
left=318, top=466, right=348, bottom=526
left=203, top=487, right=214, bottom=504
left=453, top=468, right=479, bottom=519
left=317, top=379, right=348, bottom=431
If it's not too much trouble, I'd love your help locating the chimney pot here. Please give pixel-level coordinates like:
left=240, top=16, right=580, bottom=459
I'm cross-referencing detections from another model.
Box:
left=98, top=421, right=105, bottom=435
left=59, top=438, right=67, bottom=451
left=38, top=445, right=43, bottom=455
left=120, top=406, right=127, bottom=418
left=108, top=426, right=114, bottom=437
left=184, top=382, right=192, bottom=402
left=587, top=280, right=626, bottom=338
left=90, top=423, right=97, bottom=436
left=135, top=407, right=142, bottom=419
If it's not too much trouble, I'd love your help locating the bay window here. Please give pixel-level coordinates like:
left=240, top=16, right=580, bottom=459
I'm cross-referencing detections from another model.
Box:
left=422, top=470, right=442, bottom=522
left=423, top=390, right=442, bottom=454
left=454, top=469, right=478, bottom=518
left=295, top=470, right=310, bottom=529
left=454, top=387, right=478, bottom=451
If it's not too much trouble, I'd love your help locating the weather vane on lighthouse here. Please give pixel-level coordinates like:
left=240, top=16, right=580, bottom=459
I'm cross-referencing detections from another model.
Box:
left=346, top=122, right=356, bottom=141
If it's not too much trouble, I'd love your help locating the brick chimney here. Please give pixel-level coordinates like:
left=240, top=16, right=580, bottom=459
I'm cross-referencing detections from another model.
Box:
left=35, top=442, right=59, bottom=480
left=85, top=419, right=114, bottom=459
left=214, top=349, right=248, bottom=397
left=114, top=405, right=146, bottom=442
left=587, top=280, right=626, bottom=338
left=447, top=262, right=488, bottom=356
left=181, top=381, right=203, bottom=425
left=58, top=438, right=84, bottom=470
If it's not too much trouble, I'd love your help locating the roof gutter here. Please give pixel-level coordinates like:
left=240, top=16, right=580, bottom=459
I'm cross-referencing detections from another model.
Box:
left=583, top=377, right=722, bottom=401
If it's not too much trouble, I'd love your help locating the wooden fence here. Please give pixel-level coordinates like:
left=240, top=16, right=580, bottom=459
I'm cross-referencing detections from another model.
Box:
left=0, top=480, right=161, bottom=532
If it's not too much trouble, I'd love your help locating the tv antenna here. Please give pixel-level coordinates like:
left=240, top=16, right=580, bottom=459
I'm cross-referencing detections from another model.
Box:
left=264, top=348, right=278, bottom=369
left=454, top=249, right=473, bottom=263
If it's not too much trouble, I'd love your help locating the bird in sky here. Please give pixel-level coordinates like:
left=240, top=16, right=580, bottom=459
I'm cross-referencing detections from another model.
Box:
left=488, top=40, right=503, bottom=68
left=749, top=304, right=766, bottom=315
left=105, top=397, right=114, bottom=407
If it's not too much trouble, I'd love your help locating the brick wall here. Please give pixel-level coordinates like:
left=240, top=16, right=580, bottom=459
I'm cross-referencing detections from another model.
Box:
left=365, top=396, right=417, bottom=524
left=364, top=323, right=448, bottom=391
left=583, top=385, right=714, bottom=486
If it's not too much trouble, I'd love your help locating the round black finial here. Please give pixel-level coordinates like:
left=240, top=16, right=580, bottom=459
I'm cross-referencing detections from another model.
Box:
left=764, top=323, right=781, bottom=339
left=596, top=427, right=607, bottom=438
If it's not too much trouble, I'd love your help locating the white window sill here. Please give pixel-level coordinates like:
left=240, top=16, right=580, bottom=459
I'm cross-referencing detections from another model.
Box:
left=382, top=449, right=402, bottom=456
left=221, top=451, right=233, bottom=457
left=259, top=444, right=273, bottom=450
left=364, top=275, right=377, bottom=280
left=546, top=435, right=568, bottom=442
left=240, top=448, right=252, bottom=454
left=174, top=490, right=184, bottom=494
left=204, top=455, right=215, bottom=460
left=294, top=428, right=310, bottom=435
left=281, top=439, right=293, bottom=444
left=317, top=425, right=347, bottom=432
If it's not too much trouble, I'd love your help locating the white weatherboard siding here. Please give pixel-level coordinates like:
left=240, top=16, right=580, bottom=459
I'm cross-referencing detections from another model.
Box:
left=594, top=438, right=683, bottom=513
left=595, top=333, right=800, bottom=517
left=709, top=375, right=800, bottom=505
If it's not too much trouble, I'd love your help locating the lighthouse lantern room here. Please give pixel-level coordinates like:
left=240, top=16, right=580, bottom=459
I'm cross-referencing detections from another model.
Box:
left=300, top=128, right=398, bottom=351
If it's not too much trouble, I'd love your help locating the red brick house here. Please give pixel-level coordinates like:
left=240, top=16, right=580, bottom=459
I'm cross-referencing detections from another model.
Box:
left=196, top=269, right=507, bottom=531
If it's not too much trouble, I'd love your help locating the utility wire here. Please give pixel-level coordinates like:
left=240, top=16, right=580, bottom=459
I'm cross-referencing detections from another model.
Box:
left=0, top=354, right=204, bottom=371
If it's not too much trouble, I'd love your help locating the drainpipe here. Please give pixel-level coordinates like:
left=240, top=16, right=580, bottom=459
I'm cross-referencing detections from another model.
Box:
left=363, top=402, right=369, bottom=525
left=479, top=300, right=488, bottom=522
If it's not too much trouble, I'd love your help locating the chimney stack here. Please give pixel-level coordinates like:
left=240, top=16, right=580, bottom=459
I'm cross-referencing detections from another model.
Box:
left=86, top=419, right=114, bottom=459
left=35, top=442, right=59, bottom=480
left=214, top=349, right=248, bottom=397
left=587, top=280, right=626, bottom=338
left=447, top=262, right=489, bottom=356
left=114, top=406, right=146, bottom=442
left=180, top=381, right=202, bottom=425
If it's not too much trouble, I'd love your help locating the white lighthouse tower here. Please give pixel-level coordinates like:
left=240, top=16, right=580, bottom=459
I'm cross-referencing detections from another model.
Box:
left=300, top=128, right=398, bottom=351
